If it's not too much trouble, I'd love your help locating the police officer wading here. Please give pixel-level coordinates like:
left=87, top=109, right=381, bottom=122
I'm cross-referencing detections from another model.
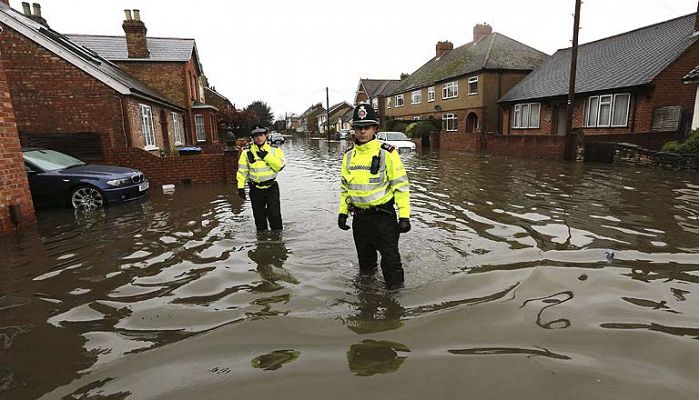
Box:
left=338, top=104, right=411, bottom=290
left=237, top=127, right=286, bottom=231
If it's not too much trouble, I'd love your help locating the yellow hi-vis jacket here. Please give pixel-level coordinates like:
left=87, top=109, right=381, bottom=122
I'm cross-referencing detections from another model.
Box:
left=236, top=142, right=285, bottom=189
left=339, top=138, right=410, bottom=219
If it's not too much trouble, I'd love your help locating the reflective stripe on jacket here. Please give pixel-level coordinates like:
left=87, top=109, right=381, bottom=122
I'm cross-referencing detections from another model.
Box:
left=237, top=142, right=285, bottom=189
left=339, top=138, right=410, bottom=218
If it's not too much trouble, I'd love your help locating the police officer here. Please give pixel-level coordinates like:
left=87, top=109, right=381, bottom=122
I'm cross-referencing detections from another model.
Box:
left=237, top=127, right=286, bottom=231
left=337, top=104, right=411, bottom=290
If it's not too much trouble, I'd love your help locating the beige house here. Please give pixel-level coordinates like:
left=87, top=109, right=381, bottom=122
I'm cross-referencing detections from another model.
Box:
left=383, top=24, right=547, bottom=136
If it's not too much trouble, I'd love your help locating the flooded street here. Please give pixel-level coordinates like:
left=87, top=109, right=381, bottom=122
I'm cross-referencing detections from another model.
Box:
left=3, top=137, right=699, bottom=400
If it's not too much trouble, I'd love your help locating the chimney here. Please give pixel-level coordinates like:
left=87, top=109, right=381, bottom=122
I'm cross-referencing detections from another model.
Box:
left=400, top=72, right=410, bottom=80
left=473, top=23, right=492, bottom=43
left=122, top=9, right=149, bottom=58
left=21, top=3, right=49, bottom=27
left=435, top=41, right=453, bottom=58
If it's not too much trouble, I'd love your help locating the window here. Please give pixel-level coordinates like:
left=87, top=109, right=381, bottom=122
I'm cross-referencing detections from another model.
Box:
left=512, top=102, right=541, bottom=129
left=411, top=90, right=422, bottom=104
left=468, top=76, right=478, bottom=95
left=442, top=81, right=458, bottom=99
left=140, top=104, right=156, bottom=149
left=584, top=93, right=630, bottom=127
left=172, top=112, right=183, bottom=145
left=413, top=116, right=421, bottom=120
left=395, top=94, right=404, bottom=107
left=386, top=97, right=392, bottom=109
left=371, top=97, right=378, bottom=110
left=195, top=115, right=206, bottom=141
left=427, top=86, right=435, bottom=102
left=442, top=113, right=457, bottom=131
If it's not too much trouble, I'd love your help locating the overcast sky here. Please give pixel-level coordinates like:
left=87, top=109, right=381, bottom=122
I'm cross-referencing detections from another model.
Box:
left=12, top=0, right=699, bottom=119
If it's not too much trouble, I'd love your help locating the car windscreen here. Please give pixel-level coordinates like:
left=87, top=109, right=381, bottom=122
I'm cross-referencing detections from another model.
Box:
left=23, top=149, right=85, bottom=171
left=386, top=132, right=408, bottom=141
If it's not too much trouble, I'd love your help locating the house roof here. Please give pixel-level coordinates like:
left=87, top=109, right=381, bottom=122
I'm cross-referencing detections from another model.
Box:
left=359, top=79, right=401, bottom=98
left=66, top=34, right=204, bottom=75
left=0, top=3, right=181, bottom=110
left=683, top=64, right=699, bottom=82
left=388, top=32, right=548, bottom=95
left=299, top=103, right=324, bottom=118
left=500, top=13, right=699, bottom=103
left=340, top=107, right=354, bottom=123
left=205, top=87, right=233, bottom=107
left=329, top=102, right=352, bottom=120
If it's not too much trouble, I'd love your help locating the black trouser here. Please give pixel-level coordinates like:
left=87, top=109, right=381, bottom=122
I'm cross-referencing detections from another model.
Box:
left=351, top=203, right=403, bottom=288
left=249, top=182, right=282, bottom=231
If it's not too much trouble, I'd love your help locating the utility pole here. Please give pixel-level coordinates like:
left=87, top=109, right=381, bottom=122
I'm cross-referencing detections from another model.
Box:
left=564, top=0, right=582, bottom=161
left=326, top=87, right=331, bottom=140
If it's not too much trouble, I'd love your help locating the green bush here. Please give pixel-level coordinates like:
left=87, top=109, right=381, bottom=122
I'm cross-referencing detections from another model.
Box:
left=405, top=120, right=440, bottom=138
left=661, top=129, right=699, bottom=154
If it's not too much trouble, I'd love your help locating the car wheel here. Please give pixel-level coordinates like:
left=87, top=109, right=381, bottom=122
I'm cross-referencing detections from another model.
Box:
left=69, top=185, right=105, bottom=210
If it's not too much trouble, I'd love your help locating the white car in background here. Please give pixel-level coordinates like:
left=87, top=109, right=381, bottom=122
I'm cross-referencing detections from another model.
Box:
left=376, top=131, right=416, bottom=152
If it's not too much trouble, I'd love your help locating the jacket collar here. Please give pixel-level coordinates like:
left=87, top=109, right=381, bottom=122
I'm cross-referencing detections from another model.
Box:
left=353, top=138, right=379, bottom=153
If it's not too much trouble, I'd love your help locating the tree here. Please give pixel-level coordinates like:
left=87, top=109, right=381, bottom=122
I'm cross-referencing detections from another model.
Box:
left=218, top=108, right=258, bottom=138
left=245, top=101, right=274, bottom=128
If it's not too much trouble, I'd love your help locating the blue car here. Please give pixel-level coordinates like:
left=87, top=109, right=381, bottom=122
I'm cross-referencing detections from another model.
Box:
left=23, top=148, right=149, bottom=210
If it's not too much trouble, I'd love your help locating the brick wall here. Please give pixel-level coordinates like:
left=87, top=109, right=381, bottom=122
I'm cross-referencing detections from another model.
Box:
left=110, top=147, right=238, bottom=186
left=117, top=61, right=187, bottom=107
left=0, top=57, right=35, bottom=234
left=435, top=131, right=566, bottom=159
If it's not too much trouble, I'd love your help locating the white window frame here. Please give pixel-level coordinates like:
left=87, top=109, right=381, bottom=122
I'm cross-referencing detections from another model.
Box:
left=442, top=81, right=458, bottom=99
left=140, top=104, right=157, bottom=150
left=468, top=76, right=478, bottom=95
left=427, top=86, right=435, bottom=102
left=411, top=90, right=422, bottom=104
left=386, top=97, right=392, bottom=109
left=583, top=93, right=630, bottom=128
left=512, top=102, right=541, bottom=129
left=413, top=116, right=421, bottom=120
left=442, top=113, right=457, bottom=132
left=172, top=112, right=183, bottom=146
left=195, top=114, right=206, bottom=142
left=395, top=94, right=404, bottom=107
left=371, top=97, right=378, bottom=110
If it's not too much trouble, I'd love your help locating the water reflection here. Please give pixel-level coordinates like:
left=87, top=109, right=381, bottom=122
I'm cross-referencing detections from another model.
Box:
left=346, top=339, right=410, bottom=376
left=344, top=277, right=405, bottom=334
left=251, top=349, right=301, bottom=371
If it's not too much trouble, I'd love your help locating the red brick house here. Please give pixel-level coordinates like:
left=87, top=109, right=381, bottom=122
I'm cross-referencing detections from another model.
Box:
left=499, top=11, right=699, bottom=148
left=0, top=36, right=35, bottom=234
left=354, top=79, right=400, bottom=129
left=68, top=10, right=220, bottom=148
left=0, top=3, right=184, bottom=162
left=298, top=103, right=324, bottom=135
left=383, top=24, right=548, bottom=143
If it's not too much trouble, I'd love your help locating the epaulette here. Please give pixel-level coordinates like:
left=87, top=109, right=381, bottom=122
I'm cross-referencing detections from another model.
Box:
left=381, top=143, right=395, bottom=152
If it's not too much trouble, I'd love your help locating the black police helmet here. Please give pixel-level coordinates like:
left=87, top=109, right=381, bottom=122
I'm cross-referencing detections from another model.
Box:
left=352, top=103, right=379, bottom=127
left=251, top=126, right=268, bottom=136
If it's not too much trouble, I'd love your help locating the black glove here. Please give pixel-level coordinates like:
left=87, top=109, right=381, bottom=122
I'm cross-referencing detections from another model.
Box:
left=238, top=188, right=246, bottom=200
left=338, top=214, right=350, bottom=230
left=398, top=218, right=411, bottom=233
left=256, top=149, right=268, bottom=159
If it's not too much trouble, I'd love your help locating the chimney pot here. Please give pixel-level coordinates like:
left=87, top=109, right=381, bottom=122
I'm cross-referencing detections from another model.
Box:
left=32, top=3, right=41, bottom=17
left=122, top=10, right=148, bottom=58
left=124, top=9, right=132, bottom=20
left=133, top=9, right=141, bottom=21
left=22, top=2, right=31, bottom=15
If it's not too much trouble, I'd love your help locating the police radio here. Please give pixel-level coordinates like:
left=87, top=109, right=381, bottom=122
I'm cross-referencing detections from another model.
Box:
left=370, top=155, right=380, bottom=175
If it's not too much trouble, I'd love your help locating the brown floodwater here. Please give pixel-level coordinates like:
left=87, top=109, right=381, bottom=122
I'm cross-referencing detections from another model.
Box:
left=2, top=137, right=699, bottom=399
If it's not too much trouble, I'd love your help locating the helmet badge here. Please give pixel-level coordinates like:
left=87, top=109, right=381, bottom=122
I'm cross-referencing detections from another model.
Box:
left=357, top=106, right=367, bottom=120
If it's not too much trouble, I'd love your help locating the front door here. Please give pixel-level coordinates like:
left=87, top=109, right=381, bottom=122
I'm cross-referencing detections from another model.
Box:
left=556, top=106, right=567, bottom=135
